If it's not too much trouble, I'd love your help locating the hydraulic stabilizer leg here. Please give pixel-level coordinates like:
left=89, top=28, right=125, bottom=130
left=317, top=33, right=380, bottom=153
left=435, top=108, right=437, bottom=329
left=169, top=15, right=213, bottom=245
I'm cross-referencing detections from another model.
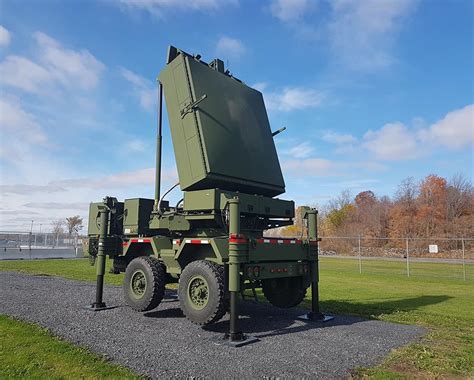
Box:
left=298, top=209, right=334, bottom=322
left=222, top=198, right=258, bottom=347
left=85, top=203, right=114, bottom=311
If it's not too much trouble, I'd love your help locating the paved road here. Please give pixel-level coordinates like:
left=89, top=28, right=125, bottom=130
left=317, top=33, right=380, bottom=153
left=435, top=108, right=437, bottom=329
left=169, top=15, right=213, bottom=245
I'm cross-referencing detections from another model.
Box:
left=0, top=272, right=425, bottom=378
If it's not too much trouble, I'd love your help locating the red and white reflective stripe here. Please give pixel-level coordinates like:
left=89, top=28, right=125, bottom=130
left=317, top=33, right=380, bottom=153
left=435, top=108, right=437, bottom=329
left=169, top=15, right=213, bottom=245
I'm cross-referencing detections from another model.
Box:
left=130, top=238, right=151, bottom=243
left=256, top=238, right=303, bottom=244
left=184, top=239, right=210, bottom=245
left=173, top=239, right=181, bottom=245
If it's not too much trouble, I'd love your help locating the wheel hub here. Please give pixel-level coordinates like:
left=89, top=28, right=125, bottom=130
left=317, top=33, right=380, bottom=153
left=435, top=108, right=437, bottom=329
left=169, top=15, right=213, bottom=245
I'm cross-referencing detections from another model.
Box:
left=130, top=270, right=147, bottom=299
left=188, top=276, right=209, bottom=310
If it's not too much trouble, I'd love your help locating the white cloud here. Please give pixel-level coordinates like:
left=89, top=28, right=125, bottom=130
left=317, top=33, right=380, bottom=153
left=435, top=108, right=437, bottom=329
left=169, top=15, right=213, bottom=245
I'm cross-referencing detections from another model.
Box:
left=0, top=184, right=66, bottom=195
left=125, top=138, right=148, bottom=152
left=0, top=32, right=105, bottom=95
left=269, top=0, right=313, bottom=22
left=119, top=67, right=149, bottom=88
left=24, top=202, right=89, bottom=210
left=0, top=31, right=113, bottom=206
left=0, top=56, right=53, bottom=94
left=363, top=122, right=418, bottom=160
left=328, top=0, right=417, bottom=70
left=252, top=82, right=268, bottom=92
left=0, top=33, right=163, bottom=231
left=0, top=25, right=11, bottom=46
left=0, top=165, right=180, bottom=231
left=322, top=131, right=358, bottom=154
left=0, top=96, right=71, bottom=192
left=120, top=67, right=155, bottom=110
left=34, top=32, right=105, bottom=90
left=286, top=142, right=314, bottom=158
left=283, top=158, right=337, bottom=176
left=322, top=131, right=357, bottom=144
left=252, top=82, right=324, bottom=112
left=418, top=104, right=473, bottom=149
left=268, top=0, right=416, bottom=69
left=265, top=87, right=324, bottom=112
left=115, top=0, right=237, bottom=18
left=362, top=104, right=474, bottom=161
left=50, top=167, right=178, bottom=189
left=215, top=36, right=246, bottom=59
left=0, top=98, right=49, bottom=162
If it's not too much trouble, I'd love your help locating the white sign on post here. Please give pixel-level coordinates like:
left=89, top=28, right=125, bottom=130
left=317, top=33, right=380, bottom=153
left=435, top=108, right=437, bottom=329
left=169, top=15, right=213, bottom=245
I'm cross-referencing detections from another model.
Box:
left=429, top=244, right=438, bottom=254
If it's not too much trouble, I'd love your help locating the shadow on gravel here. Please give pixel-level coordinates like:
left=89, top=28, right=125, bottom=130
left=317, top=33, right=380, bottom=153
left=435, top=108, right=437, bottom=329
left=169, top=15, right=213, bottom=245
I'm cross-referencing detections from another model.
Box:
left=203, top=295, right=449, bottom=338
left=140, top=290, right=445, bottom=339
left=202, top=300, right=358, bottom=338
left=144, top=308, right=184, bottom=318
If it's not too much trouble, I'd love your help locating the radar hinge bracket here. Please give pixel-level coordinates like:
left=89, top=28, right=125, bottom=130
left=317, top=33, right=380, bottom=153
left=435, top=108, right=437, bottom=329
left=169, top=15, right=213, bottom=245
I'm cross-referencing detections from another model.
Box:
left=180, top=94, right=207, bottom=119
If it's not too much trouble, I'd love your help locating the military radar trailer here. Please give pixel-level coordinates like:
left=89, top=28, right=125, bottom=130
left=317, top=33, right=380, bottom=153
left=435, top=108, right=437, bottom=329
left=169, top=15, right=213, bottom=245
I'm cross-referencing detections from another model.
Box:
left=86, top=46, right=331, bottom=345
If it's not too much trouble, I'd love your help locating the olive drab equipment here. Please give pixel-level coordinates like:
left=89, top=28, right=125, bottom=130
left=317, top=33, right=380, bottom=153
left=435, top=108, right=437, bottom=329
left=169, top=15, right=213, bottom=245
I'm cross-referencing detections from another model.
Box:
left=85, top=46, right=333, bottom=346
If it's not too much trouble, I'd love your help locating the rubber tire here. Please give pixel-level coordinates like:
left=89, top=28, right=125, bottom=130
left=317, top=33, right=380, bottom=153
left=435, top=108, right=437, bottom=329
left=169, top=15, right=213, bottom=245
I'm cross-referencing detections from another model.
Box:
left=124, top=256, right=166, bottom=312
left=178, top=260, right=227, bottom=326
left=262, top=277, right=308, bottom=309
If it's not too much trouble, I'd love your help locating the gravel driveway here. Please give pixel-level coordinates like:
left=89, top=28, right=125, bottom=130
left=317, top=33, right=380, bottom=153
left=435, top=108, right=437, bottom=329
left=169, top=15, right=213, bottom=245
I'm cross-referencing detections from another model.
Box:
left=0, top=271, right=424, bottom=378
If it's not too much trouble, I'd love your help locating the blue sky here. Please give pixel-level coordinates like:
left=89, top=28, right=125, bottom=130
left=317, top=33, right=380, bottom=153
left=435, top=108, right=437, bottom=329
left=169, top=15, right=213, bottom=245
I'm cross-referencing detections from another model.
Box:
left=0, top=0, right=472, bottom=231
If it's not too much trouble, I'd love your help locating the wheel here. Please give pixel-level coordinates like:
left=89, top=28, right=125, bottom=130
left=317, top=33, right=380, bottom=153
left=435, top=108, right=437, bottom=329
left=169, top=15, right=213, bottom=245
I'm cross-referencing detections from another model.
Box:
left=262, top=276, right=308, bottom=308
left=123, top=256, right=166, bottom=311
left=178, top=260, right=227, bottom=325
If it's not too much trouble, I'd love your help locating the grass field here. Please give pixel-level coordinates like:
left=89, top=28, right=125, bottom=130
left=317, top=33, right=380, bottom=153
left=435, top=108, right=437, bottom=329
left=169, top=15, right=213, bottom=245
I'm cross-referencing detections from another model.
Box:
left=0, top=314, right=137, bottom=379
left=1, top=257, right=473, bottom=379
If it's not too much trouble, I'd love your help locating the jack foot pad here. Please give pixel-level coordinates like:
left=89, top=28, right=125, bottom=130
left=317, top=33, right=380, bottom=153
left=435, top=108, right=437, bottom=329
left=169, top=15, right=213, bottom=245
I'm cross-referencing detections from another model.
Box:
left=83, top=303, right=117, bottom=312
left=297, top=312, right=334, bottom=322
left=164, top=293, right=179, bottom=301
left=217, top=333, right=259, bottom=347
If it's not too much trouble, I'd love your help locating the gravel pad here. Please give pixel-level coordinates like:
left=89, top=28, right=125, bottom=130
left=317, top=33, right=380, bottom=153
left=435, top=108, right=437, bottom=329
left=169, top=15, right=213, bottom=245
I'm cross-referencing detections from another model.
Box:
left=0, top=272, right=424, bottom=378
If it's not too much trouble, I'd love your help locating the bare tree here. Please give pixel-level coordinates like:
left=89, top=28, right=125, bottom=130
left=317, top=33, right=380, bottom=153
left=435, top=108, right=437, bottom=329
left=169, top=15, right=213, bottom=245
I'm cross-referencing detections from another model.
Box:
left=446, top=173, right=473, bottom=237
left=327, top=189, right=352, bottom=212
left=52, top=219, right=64, bottom=235
left=51, top=219, right=64, bottom=247
left=389, top=177, right=420, bottom=238
left=395, top=177, right=418, bottom=206
left=447, top=173, right=473, bottom=220
left=66, top=215, right=83, bottom=236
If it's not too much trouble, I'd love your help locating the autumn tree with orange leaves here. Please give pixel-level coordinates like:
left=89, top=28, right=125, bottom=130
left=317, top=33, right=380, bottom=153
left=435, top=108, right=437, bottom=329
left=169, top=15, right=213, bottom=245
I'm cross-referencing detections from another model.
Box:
left=283, top=173, right=473, bottom=240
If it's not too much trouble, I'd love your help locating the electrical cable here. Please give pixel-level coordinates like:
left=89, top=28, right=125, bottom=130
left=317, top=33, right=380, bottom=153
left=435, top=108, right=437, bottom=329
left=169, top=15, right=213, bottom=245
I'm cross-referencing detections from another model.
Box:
left=158, top=182, right=180, bottom=215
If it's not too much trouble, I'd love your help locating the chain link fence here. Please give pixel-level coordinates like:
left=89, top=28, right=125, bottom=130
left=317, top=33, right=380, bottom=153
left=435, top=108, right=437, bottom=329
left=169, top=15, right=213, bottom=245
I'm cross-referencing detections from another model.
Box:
left=1, top=231, right=472, bottom=280
left=318, top=236, right=473, bottom=281
left=0, top=231, right=82, bottom=249
left=0, top=231, right=84, bottom=260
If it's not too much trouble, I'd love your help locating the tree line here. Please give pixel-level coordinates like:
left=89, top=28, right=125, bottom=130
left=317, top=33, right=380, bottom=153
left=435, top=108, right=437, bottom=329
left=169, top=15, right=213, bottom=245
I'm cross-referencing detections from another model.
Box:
left=276, top=173, right=473, bottom=240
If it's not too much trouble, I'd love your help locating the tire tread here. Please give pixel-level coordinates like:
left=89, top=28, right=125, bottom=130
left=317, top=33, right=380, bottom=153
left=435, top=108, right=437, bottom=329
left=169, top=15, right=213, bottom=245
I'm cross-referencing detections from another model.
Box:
left=124, top=256, right=166, bottom=312
left=178, top=260, right=227, bottom=326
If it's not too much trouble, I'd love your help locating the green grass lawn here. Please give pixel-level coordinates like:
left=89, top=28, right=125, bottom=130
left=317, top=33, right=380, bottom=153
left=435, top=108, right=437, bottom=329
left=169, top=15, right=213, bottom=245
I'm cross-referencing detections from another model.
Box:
left=0, top=314, right=138, bottom=379
left=1, top=257, right=473, bottom=379
left=316, top=257, right=474, bottom=378
left=0, top=258, right=125, bottom=286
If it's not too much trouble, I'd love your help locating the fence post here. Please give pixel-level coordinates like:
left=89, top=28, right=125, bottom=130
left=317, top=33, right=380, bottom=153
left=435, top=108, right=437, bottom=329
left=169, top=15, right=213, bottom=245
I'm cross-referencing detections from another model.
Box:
left=358, top=234, right=362, bottom=274
left=406, top=237, right=410, bottom=278
left=461, top=238, right=466, bottom=281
